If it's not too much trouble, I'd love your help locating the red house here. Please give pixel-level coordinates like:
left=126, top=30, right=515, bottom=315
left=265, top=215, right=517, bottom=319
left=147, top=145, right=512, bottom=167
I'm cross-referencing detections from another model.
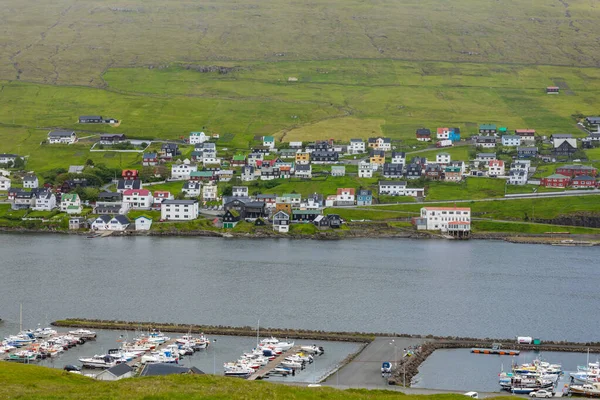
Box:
left=541, top=174, right=571, bottom=188
left=555, top=165, right=598, bottom=177
left=571, top=175, right=597, bottom=189
left=122, top=169, right=139, bottom=180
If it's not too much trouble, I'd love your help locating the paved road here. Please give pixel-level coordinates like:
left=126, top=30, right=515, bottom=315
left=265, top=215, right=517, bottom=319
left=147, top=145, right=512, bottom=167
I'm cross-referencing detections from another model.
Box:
left=324, top=337, right=427, bottom=389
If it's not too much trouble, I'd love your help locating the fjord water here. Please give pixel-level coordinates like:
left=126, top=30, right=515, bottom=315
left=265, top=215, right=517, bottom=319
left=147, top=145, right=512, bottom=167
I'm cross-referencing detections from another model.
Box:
left=1, top=234, right=599, bottom=342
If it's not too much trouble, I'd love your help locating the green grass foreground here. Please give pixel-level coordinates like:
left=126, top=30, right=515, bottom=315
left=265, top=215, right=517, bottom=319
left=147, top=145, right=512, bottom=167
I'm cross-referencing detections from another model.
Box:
left=0, top=362, right=511, bottom=400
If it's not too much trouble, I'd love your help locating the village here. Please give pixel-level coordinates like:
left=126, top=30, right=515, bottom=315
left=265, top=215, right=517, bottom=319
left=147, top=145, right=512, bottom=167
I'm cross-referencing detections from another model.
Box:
left=0, top=114, right=600, bottom=238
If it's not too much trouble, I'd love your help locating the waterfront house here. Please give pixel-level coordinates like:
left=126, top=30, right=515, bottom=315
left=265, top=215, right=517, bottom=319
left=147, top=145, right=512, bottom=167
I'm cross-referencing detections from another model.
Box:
left=60, top=193, right=82, bottom=214
left=571, top=175, right=597, bottom=189
left=223, top=210, right=241, bottom=228
left=182, top=181, right=201, bottom=197
left=367, top=137, right=391, bottom=151
left=437, top=127, right=450, bottom=140
left=335, top=188, right=355, bottom=206
left=23, top=174, right=39, bottom=189
left=92, top=215, right=130, bottom=231
left=370, top=150, right=385, bottom=165
left=416, top=128, right=432, bottom=142
left=139, top=364, right=204, bottom=377
left=263, top=136, right=275, bottom=149
left=406, top=163, right=422, bottom=179
left=356, top=189, right=373, bottom=206
left=444, top=166, right=462, bottom=182
left=241, top=166, right=256, bottom=182
left=487, top=160, right=505, bottom=177
left=553, top=138, right=577, bottom=157
left=541, top=174, right=571, bottom=188
left=68, top=217, right=88, bottom=230
left=254, top=218, right=266, bottom=226
left=272, top=211, right=290, bottom=233
left=232, top=186, right=249, bottom=198
left=555, top=165, right=597, bottom=177
left=331, top=165, right=346, bottom=177
left=348, top=139, right=366, bottom=154
left=96, top=363, right=135, bottom=381
left=91, top=215, right=111, bottom=230
left=32, top=191, right=56, bottom=211
left=224, top=199, right=266, bottom=220
left=479, top=124, right=497, bottom=135
left=160, top=143, right=179, bottom=160
left=436, top=153, right=451, bottom=165
left=202, top=183, right=218, bottom=201
left=502, top=135, right=521, bottom=147
left=517, top=146, right=538, bottom=158
left=418, top=206, right=471, bottom=238
left=99, top=134, right=126, bottom=145
left=292, top=209, right=321, bottom=222
left=122, top=169, right=139, bottom=180
left=474, top=136, right=496, bottom=148
left=48, top=130, right=77, bottom=144
left=391, top=152, right=406, bottom=165
left=314, top=214, right=342, bottom=229
left=0, top=176, right=11, bottom=191
left=123, top=189, right=153, bottom=210
left=142, top=153, right=158, bottom=166
left=189, top=132, right=209, bottom=144
left=117, top=179, right=142, bottom=193
left=161, top=199, right=199, bottom=221
left=358, top=161, right=373, bottom=178
left=383, top=163, right=404, bottom=178
left=152, top=191, right=174, bottom=209
left=134, top=216, right=153, bottom=231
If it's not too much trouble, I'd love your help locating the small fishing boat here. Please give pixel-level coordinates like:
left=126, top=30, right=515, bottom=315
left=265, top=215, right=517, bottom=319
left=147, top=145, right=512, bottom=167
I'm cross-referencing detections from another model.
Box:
left=68, top=329, right=97, bottom=339
left=224, top=365, right=254, bottom=378
left=300, top=345, right=325, bottom=355
left=570, top=383, right=600, bottom=397
left=7, top=350, right=39, bottom=363
left=79, top=354, right=119, bottom=369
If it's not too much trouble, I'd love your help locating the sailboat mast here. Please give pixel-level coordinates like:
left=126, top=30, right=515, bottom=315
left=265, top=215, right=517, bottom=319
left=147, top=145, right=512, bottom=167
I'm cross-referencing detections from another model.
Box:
left=19, top=303, right=23, bottom=332
left=256, top=319, right=260, bottom=347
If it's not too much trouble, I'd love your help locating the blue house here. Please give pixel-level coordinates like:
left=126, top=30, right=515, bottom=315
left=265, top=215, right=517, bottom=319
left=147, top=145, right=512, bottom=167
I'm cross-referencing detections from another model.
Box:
left=449, top=127, right=461, bottom=142
left=356, top=190, right=373, bottom=206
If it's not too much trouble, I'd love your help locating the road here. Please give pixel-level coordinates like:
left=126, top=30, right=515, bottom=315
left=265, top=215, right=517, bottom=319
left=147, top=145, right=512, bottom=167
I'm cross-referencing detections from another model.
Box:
left=323, top=337, right=427, bottom=389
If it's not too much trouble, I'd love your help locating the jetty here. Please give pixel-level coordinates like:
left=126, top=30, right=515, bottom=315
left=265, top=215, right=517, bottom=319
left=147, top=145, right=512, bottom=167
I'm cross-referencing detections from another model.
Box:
left=247, top=345, right=301, bottom=380
left=471, top=343, right=520, bottom=356
left=127, top=338, right=177, bottom=367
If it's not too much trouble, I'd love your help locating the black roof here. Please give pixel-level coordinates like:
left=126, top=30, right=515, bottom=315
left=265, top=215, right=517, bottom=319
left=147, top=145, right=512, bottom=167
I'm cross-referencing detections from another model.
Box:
left=105, top=363, right=133, bottom=377
left=117, top=180, right=142, bottom=190
left=416, top=128, right=431, bottom=135
left=48, top=130, right=75, bottom=137
left=98, top=191, right=122, bottom=199
left=139, top=363, right=204, bottom=377
left=112, top=215, right=130, bottom=224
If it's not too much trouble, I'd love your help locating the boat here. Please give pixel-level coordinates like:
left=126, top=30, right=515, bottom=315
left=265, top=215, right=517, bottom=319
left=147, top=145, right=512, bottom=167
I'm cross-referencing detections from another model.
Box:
left=571, top=371, right=600, bottom=384
left=224, top=365, right=255, bottom=378
left=472, top=343, right=520, bottom=356
left=570, top=383, right=600, bottom=397
left=300, top=345, right=325, bottom=355
left=259, top=337, right=294, bottom=351
left=140, top=349, right=178, bottom=364
left=7, top=350, right=39, bottom=363
left=381, top=361, right=393, bottom=375
left=78, top=354, right=119, bottom=369
left=552, top=240, right=595, bottom=247
left=33, top=327, right=57, bottom=339
left=68, top=329, right=97, bottom=339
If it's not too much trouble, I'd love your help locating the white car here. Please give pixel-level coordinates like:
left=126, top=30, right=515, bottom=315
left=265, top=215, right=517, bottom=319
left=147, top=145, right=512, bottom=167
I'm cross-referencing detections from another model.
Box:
left=530, top=390, right=553, bottom=398
left=464, top=392, right=479, bottom=399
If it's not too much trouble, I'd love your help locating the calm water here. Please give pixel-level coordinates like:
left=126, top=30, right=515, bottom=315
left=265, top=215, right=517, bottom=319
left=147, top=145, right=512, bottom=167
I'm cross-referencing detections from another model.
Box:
left=413, top=348, right=596, bottom=392
left=1, top=234, right=599, bottom=341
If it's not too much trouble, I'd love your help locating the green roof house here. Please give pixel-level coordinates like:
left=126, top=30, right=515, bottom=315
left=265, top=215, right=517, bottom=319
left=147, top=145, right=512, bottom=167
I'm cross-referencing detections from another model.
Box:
left=263, top=136, right=276, bottom=149
left=479, top=124, right=497, bottom=134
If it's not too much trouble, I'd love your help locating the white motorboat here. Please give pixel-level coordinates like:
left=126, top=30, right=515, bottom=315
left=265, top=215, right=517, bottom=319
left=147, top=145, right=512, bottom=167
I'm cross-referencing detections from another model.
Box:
left=78, top=354, right=118, bottom=369
left=570, top=383, right=600, bottom=397
left=224, top=365, right=254, bottom=378
left=571, top=371, right=600, bottom=384
left=4, top=334, right=36, bottom=347
left=34, top=327, right=57, bottom=339
left=68, top=329, right=97, bottom=339
left=259, top=337, right=294, bottom=351
left=280, top=360, right=303, bottom=369
left=141, top=349, right=178, bottom=364
left=300, top=345, right=325, bottom=355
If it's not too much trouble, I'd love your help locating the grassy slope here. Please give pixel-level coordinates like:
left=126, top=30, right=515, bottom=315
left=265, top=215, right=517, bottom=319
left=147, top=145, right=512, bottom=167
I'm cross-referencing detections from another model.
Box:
left=0, top=362, right=509, bottom=400
left=2, top=0, right=600, bottom=85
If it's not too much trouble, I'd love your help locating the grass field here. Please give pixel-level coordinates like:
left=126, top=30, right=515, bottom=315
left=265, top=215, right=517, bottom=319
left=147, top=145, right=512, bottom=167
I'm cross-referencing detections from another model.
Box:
left=472, top=220, right=600, bottom=234
left=2, top=0, right=600, bottom=85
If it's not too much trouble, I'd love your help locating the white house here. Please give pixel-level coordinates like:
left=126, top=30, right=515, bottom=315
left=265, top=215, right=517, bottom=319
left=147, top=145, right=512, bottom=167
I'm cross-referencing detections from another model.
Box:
left=289, top=141, right=303, bottom=149
left=0, top=176, right=10, bottom=191
left=437, top=127, right=450, bottom=140
left=331, top=166, right=346, bottom=177
left=0, top=154, right=20, bottom=166
left=368, top=137, right=392, bottom=151
left=91, top=215, right=130, bottom=231
left=202, top=183, right=218, bottom=201
left=348, top=139, right=366, bottom=154
left=60, top=193, right=82, bottom=214
left=325, top=195, right=337, bottom=207
left=232, top=186, right=249, bottom=198
left=508, top=169, right=528, bottom=185
left=182, top=181, right=201, bottom=197
left=134, top=216, right=153, bottom=231
left=487, top=160, right=505, bottom=177
left=502, top=135, right=521, bottom=147
left=294, top=164, right=312, bottom=178
left=272, top=210, right=290, bottom=233
left=436, top=153, right=451, bottom=165
left=153, top=191, right=174, bottom=207
left=391, top=152, right=406, bottom=165
left=263, top=136, right=275, bottom=149
left=32, top=192, right=56, bottom=211
left=48, top=130, right=77, bottom=144
left=23, top=174, right=39, bottom=189
left=358, top=161, right=373, bottom=178
left=476, top=153, right=497, bottom=162
left=95, top=364, right=134, bottom=381
left=171, top=164, right=198, bottom=180
left=202, top=155, right=221, bottom=166
left=161, top=199, right=198, bottom=221
left=123, top=189, right=153, bottom=209
left=189, top=131, right=210, bottom=144
left=418, top=207, right=471, bottom=235
left=276, top=193, right=301, bottom=207
left=378, top=181, right=425, bottom=197
left=335, top=188, right=355, bottom=206
left=241, top=166, right=256, bottom=182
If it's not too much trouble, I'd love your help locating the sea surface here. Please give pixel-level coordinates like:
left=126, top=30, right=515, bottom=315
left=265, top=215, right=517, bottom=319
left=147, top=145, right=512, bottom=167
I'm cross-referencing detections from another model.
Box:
left=1, top=234, right=599, bottom=341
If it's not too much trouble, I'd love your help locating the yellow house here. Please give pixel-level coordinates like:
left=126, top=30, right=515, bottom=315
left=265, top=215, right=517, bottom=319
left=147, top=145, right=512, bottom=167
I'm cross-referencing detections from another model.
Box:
left=295, top=152, right=310, bottom=165
left=370, top=150, right=385, bottom=165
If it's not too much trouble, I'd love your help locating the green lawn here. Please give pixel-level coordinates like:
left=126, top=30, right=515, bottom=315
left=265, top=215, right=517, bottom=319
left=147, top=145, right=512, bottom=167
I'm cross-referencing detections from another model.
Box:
left=472, top=220, right=600, bottom=235
left=424, top=178, right=506, bottom=201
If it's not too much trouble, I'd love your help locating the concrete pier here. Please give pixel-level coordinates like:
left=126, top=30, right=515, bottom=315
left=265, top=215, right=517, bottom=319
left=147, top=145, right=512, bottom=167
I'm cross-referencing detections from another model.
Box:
left=248, top=345, right=301, bottom=381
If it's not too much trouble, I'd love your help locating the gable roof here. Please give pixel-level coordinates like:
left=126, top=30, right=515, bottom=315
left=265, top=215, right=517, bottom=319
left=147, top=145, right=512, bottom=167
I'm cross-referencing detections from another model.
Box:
left=379, top=180, right=407, bottom=186
left=112, top=215, right=131, bottom=224
left=95, top=215, right=112, bottom=223
left=48, top=130, right=75, bottom=137
left=143, top=152, right=157, bottom=159
left=139, top=363, right=204, bottom=377
left=104, top=363, right=134, bottom=377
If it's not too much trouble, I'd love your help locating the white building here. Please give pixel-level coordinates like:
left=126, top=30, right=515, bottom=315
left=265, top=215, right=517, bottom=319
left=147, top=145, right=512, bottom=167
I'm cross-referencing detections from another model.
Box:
left=202, top=183, right=218, bottom=201
left=276, top=194, right=301, bottom=207
left=182, top=181, right=201, bottom=197
left=335, top=188, right=355, bottom=205
left=508, top=169, right=528, bottom=185
left=232, top=186, right=249, bottom=197
left=502, top=135, right=521, bottom=147
left=189, top=132, right=210, bottom=144
left=348, top=139, right=366, bottom=154
left=378, top=181, right=425, bottom=197
left=91, top=215, right=130, bottom=231
left=437, top=127, right=450, bottom=140
left=294, top=164, right=312, bottom=179
left=161, top=200, right=199, bottom=221
left=60, top=193, right=82, bottom=214
left=263, top=136, right=275, bottom=149
left=487, top=160, right=505, bottom=177
left=134, top=216, right=153, bottom=231
left=23, top=174, right=39, bottom=189
left=289, top=141, right=303, bottom=149
left=418, top=207, right=471, bottom=235
left=331, top=166, right=346, bottom=177
left=272, top=211, right=290, bottom=233
left=32, top=192, right=56, bottom=211
left=0, top=176, right=10, bottom=191
left=241, top=166, right=256, bottom=182
left=0, top=168, right=10, bottom=177
left=47, top=130, right=77, bottom=144
left=95, top=364, right=134, bottom=381
left=123, top=189, right=153, bottom=209
left=391, top=152, right=406, bottom=165
left=358, top=161, right=373, bottom=178
left=171, top=164, right=198, bottom=180
left=436, top=153, right=451, bottom=165
left=0, top=154, right=20, bottom=165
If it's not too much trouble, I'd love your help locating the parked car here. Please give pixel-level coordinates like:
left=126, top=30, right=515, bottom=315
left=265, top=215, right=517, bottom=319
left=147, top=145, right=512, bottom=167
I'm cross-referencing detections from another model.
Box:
left=464, top=392, right=479, bottom=399
left=530, top=390, right=554, bottom=398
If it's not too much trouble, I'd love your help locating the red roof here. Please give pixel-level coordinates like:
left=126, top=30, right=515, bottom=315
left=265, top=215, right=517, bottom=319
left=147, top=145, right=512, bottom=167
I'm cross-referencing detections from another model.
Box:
left=437, top=127, right=448, bottom=134
left=337, top=188, right=355, bottom=195
left=488, top=160, right=504, bottom=167
left=515, top=129, right=536, bottom=134
left=123, top=189, right=151, bottom=196
left=448, top=221, right=471, bottom=225
left=154, top=191, right=171, bottom=196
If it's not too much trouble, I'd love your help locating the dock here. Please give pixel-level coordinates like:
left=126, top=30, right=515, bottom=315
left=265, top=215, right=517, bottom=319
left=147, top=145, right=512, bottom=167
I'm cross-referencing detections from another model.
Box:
left=127, top=339, right=177, bottom=367
left=248, top=345, right=301, bottom=381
